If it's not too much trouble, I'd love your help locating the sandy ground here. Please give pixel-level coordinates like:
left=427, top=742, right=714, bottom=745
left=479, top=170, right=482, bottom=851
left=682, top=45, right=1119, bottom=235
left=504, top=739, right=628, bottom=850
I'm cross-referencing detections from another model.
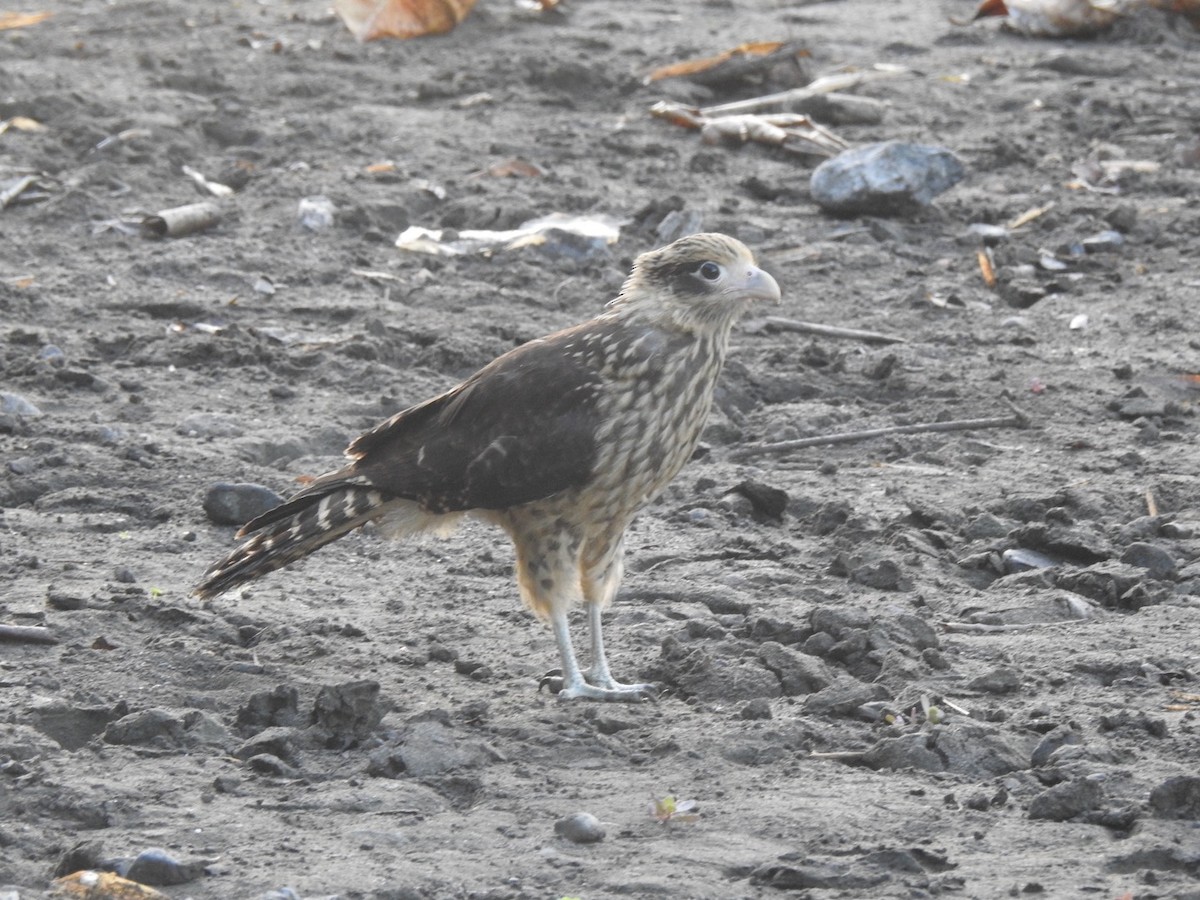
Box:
left=3, top=1, right=1200, bottom=898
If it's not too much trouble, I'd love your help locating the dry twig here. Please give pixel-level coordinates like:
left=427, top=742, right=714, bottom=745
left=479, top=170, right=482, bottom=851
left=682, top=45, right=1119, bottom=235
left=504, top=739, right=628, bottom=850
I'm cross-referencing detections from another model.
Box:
left=747, top=315, right=907, bottom=345
left=729, top=401, right=1030, bottom=461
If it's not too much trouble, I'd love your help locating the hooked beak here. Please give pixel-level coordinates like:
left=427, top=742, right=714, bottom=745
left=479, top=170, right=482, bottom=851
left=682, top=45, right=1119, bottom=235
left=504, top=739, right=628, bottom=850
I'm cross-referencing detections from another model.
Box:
left=736, top=265, right=782, bottom=305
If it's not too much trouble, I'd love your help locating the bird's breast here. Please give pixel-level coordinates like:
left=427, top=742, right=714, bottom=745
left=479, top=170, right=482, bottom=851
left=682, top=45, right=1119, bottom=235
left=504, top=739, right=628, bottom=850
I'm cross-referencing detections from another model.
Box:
left=584, top=331, right=726, bottom=519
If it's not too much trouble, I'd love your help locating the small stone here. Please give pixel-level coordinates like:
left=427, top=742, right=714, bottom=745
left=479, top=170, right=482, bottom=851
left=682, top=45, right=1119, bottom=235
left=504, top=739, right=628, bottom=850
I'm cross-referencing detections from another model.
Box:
left=810, top=141, right=966, bottom=215
left=1028, top=778, right=1103, bottom=821
left=1120, top=542, right=1177, bottom=580
left=850, top=557, right=911, bottom=591
left=298, top=195, right=336, bottom=230
left=1116, top=397, right=1166, bottom=419
left=554, top=811, right=606, bottom=844
left=202, top=482, right=284, bottom=526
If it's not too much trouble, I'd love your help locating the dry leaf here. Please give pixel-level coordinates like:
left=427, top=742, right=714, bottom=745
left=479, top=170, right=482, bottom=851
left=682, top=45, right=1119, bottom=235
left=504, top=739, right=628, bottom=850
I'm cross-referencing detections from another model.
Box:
left=334, top=0, right=477, bottom=41
left=646, top=41, right=788, bottom=83
left=0, top=10, right=52, bottom=31
left=963, top=0, right=1125, bottom=34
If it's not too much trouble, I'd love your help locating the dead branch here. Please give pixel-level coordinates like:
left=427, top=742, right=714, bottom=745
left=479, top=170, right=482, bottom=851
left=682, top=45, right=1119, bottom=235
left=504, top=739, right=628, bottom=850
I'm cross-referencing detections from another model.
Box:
left=699, top=67, right=909, bottom=117
left=0, top=623, right=57, bottom=645
left=747, top=315, right=907, bottom=344
left=728, top=401, right=1031, bottom=461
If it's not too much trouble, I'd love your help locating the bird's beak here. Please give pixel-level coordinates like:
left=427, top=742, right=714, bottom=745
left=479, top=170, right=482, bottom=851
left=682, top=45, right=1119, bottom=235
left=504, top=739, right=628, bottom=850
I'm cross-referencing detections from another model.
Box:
left=738, top=266, right=782, bottom=304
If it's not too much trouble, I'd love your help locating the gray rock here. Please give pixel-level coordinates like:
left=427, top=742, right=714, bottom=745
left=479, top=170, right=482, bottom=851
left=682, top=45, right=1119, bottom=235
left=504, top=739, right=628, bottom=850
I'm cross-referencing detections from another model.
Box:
left=237, top=685, right=301, bottom=730
left=554, top=811, right=606, bottom=844
left=1028, top=778, right=1104, bottom=821
left=1120, top=542, right=1177, bottom=580
left=803, top=676, right=889, bottom=716
left=810, top=141, right=965, bottom=215
left=202, top=482, right=284, bottom=526
left=860, top=722, right=1027, bottom=777
left=27, top=701, right=125, bottom=751
left=235, top=726, right=301, bottom=763
left=312, top=680, right=387, bottom=745
left=104, top=708, right=186, bottom=746
left=850, top=557, right=911, bottom=591
left=757, top=641, right=834, bottom=695
left=1148, top=775, right=1200, bottom=820
left=369, top=716, right=497, bottom=778
left=0, top=391, right=41, bottom=416
left=968, top=667, right=1021, bottom=694
left=124, top=847, right=205, bottom=886
left=1031, top=725, right=1082, bottom=768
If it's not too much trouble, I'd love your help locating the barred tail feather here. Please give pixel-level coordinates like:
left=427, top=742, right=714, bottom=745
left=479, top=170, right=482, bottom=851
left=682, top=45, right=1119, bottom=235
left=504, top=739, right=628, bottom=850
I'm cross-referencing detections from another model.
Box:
left=193, top=485, right=391, bottom=599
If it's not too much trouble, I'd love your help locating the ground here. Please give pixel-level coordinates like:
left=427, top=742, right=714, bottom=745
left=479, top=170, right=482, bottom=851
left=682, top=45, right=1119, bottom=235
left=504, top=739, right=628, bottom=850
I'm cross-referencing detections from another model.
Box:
left=2, top=1, right=1200, bottom=898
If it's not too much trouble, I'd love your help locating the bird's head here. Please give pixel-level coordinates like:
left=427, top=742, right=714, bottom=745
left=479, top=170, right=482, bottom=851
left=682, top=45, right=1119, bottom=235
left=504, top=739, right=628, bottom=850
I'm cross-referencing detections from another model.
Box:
left=610, top=232, right=781, bottom=332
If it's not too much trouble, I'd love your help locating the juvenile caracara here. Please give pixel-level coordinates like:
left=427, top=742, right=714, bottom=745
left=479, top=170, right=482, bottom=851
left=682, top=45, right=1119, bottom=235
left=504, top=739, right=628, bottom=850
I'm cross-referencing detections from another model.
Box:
left=195, top=233, right=781, bottom=701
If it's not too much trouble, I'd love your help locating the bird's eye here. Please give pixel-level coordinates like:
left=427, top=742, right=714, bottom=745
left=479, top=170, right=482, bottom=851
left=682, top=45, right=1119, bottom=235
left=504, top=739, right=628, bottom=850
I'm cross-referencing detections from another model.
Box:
left=698, top=261, right=721, bottom=281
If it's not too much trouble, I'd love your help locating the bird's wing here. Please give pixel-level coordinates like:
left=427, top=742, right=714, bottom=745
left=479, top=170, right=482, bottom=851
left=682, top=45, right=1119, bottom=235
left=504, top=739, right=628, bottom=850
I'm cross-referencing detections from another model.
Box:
left=347, top=327, right=605, bottom=512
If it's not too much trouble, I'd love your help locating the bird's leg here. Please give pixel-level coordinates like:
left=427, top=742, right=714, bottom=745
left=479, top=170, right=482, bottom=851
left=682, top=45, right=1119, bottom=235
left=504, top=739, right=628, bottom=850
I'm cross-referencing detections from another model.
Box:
left=547, top=602, right=653, bottom=702
left=579, top=539, right=657, bottom=699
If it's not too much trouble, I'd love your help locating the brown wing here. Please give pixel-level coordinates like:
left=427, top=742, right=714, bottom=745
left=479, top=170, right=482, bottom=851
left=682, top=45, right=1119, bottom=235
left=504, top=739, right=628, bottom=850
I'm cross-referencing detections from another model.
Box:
left=347, top=326, right=605, bottom=513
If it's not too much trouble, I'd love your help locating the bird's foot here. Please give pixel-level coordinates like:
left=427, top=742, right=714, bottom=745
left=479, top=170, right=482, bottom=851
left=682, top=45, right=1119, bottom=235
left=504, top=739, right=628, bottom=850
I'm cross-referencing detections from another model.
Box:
left=538, top=668, right=658, bottom=703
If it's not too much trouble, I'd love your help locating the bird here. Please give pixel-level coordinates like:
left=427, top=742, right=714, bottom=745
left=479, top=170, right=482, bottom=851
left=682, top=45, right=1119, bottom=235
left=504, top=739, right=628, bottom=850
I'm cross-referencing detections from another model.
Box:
left=194, top=232, right=781, bottom=702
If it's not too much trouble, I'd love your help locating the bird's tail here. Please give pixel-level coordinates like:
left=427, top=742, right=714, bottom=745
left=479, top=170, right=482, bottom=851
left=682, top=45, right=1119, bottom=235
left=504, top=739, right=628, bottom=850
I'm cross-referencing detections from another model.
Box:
left=193, top=482, right=392, bottom=600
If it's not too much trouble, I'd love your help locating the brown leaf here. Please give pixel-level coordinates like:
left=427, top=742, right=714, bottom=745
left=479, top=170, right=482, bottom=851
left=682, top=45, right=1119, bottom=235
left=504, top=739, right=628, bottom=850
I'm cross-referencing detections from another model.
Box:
left=645, top=41, right=789, bottom=83
left=333, top=0, right=477, bottom=41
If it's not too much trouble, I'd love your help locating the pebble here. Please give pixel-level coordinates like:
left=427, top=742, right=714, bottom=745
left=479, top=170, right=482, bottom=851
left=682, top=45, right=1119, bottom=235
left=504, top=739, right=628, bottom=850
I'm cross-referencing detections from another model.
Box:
left=123, top=848, right=202, bottom=886
left=1028, top=778, right=1103, bottom=821
left=849, top=557, right=911, bottom=591
left=202, top=482, right=284, bottom=526
left=298, top=194, right=336, bottom=230
left=810, top=141, right=965, bottom=215
left=1148, top=775, right=1200, bottom=819
left=554, top=811, right=606, bottom=844
left=1120, top=542, right=1177, bottom=580
left=0, top=391, right=42, bottom=416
